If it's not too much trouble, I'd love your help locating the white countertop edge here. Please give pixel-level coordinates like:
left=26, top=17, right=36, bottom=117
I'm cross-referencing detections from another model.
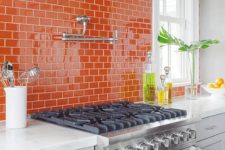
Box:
left=0, top=120, right=98, bottom=150
left=40, top=136, right=97, bottom=150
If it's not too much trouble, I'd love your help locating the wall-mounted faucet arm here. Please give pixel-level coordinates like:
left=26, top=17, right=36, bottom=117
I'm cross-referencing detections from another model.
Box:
left=63, top=15, right=90, bottom=38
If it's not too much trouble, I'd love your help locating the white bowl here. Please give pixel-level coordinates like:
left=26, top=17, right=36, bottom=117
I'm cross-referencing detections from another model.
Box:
left=202, top=85, right=225, bottom=99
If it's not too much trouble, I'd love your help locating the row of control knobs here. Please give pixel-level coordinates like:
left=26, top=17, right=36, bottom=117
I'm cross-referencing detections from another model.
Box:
left=125, top=128, right=196, bottom=150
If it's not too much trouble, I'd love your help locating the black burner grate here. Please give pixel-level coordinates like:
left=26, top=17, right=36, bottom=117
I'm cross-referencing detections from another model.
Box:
left=31, top=101, right=187, bottom=134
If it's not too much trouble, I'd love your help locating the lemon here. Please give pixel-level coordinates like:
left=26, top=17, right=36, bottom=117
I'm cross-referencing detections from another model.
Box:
left=207, top=83, right=215, bottom=88
left=216, top=77, right=224, bottom=86
left=220, top=84, right=225, bottom=88
left=214, top=83, right=221, bottom=88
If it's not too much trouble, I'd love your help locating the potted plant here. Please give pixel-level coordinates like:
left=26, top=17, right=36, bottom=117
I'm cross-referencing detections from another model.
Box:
left=157, top=27, right=219, bottom=99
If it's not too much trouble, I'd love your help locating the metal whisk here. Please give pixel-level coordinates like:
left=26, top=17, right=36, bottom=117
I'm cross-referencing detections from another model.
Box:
left=1, top=61, right=15, bottom=87
left=18, top=67, right=40, bottom=86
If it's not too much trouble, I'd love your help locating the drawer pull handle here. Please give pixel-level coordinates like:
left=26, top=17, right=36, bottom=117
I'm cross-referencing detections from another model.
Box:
left=205, top=125, right=216, bottom=130
left=190, top=146, right=202, bottom=150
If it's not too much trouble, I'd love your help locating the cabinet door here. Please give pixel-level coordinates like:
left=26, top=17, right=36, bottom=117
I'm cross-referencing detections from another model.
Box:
left=197, top=113, right=225, bottom=141
left=197, top=133, right=225, bottom=150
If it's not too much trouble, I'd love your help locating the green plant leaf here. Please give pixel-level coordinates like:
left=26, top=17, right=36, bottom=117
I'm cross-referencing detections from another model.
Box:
left=178, top=46, right=188, bottom=51
left=157, top=27, right=220, bottom=52
left=201, top=45, right=209, bottom=49
left=157, top=36, right=170, bottom=44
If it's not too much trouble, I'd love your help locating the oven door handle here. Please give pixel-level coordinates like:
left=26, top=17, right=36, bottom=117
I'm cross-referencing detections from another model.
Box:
left=190, top=146, right=202, bottom=150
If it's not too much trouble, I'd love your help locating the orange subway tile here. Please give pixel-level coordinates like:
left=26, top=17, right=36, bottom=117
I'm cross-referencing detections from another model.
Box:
left=57, top=99, right=68, bottom=105
left=1, top=47, right=11, bottom=55
left=0, top=113, right=5, bottom=120
left=13, top=16, right=26, bottom=23
left=27, top=2, right=40, bottom=9
left=0, top=31, right=11, bottom=38
left=6, top=39, right=18, bottom=47
left=0, top=22, right=5, bottom=30
left=40, top=18, right=52, bottom=26
left=6, top=7, right=18, bottom=15
left=79, top=96, right=89, bottom=103
left=58, top=0, right=69, bottom=6
left=27, top=17, right=39, bottom=25
left=0, top=14, right=12, bottom=22
left=33, top=101, right=45, bottom=109
left=69, top=97, right=78, bottom=104
left=20, top=9, right=33, bottom=16
left=40, top=4, right=52, bottom=11
left=6, top=23, right=18, bottom=31
left=45, top=100, right=57, bottom=107
left=0, top=6, right=6, bottom=14
left=53, top=5, right=63, bottom=12
left=0, top=39, right=4, bottom=46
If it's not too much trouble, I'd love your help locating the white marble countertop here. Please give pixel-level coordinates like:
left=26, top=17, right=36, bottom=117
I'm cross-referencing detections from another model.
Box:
left=171, top=95, right=225, bottom=118
left=1, top=95, right=225, bottom=150
left=0, top=119, right=97, bottom=150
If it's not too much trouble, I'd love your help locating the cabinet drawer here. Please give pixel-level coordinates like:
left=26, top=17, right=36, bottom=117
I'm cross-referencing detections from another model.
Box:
left=77, top=147, right=94, bottom=150
left=197, top=132, right=225, bottom=150
left=197, top=113, right=225, bottom=140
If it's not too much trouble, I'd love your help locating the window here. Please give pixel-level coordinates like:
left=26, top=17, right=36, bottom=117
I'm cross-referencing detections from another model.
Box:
left=160, top=0, right=189, bottom=83
left=153, top=0, right=199, bottom=85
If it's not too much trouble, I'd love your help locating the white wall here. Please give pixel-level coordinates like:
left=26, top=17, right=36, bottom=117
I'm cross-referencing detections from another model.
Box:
left=200, top=0, right=225, bottom=83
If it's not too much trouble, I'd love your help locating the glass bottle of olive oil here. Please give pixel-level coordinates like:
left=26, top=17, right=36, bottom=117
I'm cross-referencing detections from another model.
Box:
left=158, top=75, right=166, bottom=106
left=166, top=82, right=172, bottom=104
left=143, top=52, right=156, bottom=104
left=157, top=88, right=166, bottom=105
left=164, top=66, right=173, bottom=104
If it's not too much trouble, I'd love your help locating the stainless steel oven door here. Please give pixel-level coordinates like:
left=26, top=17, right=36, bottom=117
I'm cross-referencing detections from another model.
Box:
left=183, top=146, right=202, bottom=150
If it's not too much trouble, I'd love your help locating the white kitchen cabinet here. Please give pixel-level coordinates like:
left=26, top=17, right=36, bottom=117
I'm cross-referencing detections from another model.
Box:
left=197, top=113, right=225, bottom=141
left=197, top=112, right=225, bottom=150
left=77, top=147, right=95, bottom=150
left=197, top=132, right=225, bottom=150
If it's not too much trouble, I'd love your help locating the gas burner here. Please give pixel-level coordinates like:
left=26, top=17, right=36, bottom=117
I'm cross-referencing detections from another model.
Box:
left=31, top=101, right=187, bottom=134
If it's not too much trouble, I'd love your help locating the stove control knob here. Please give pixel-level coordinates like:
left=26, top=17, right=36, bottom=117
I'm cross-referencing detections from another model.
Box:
left=145, top=139, right=159, bottom=150
left=154, top=137, right=170, bottom=148
left=169, top=134, right=180, bottom=145
left=136, top=142, right=150, bottom=150
left=186, top=128, right=197, bottom=139
left=125, top=145, right=136, bottom=150
left=175, top=132, right=189, bottom=142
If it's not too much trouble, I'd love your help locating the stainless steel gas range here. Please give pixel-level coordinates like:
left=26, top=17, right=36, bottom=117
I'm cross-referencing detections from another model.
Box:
left=97, top=118, right=199, bottom=150
left=32, top=101, right=200, bottom=150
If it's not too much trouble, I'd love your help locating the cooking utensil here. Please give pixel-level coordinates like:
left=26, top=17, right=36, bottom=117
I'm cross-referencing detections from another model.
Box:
left=18, top=67, right=40, bottom=86
left=0, top=73, right=7, bottom=87
left=2, top=61, right=15, bottom=87
left=2, top=62, right=9, bottom=86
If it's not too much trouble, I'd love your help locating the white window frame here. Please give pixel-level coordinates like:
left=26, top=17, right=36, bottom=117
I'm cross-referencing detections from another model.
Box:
left=152, top=0, right=199, bottom=86
left=160, top=0, right=187, bottom=83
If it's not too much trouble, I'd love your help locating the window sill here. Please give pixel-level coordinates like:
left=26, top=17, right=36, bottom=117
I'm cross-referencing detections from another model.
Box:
left=173, top=82, right=202, bottom=87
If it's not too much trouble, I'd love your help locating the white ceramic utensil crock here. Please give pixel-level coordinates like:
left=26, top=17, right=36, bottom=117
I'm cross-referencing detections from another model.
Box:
left=4, top=86, right=27, bottom=128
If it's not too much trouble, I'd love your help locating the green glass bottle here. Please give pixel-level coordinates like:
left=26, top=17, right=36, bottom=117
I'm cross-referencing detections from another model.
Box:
left=143, top=52, right=156, bottom=104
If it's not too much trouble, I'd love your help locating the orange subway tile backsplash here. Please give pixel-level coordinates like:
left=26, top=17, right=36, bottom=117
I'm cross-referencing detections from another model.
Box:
left=0, top=0, right=184, bottom=120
